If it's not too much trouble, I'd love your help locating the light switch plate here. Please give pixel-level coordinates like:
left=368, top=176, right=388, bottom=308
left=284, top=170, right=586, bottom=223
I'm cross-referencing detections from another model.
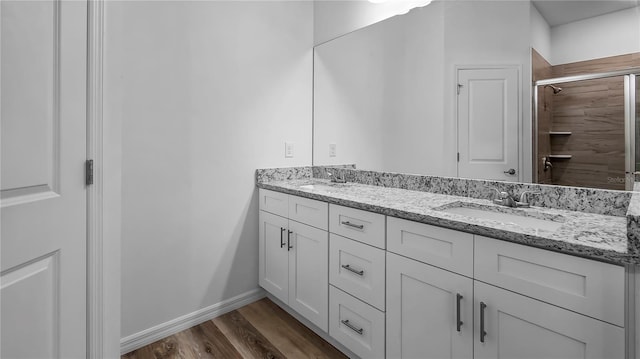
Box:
left=285, top=142, right=294, bottom=158
left=329, top=143, right=337, bottom=157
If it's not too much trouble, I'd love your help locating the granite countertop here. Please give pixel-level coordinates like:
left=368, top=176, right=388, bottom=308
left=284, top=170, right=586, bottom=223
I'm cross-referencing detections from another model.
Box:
left=258, top=178, right=635, bottom=266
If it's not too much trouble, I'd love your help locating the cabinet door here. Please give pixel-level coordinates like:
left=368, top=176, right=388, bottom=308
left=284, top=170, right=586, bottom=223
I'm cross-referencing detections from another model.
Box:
left=259, top=210, right=289, bottom=304
left=387, top=253, right=473, bottom=359
left=474, top=281, right=625, bottom=359
left=288, top=220, right=329, bottom=331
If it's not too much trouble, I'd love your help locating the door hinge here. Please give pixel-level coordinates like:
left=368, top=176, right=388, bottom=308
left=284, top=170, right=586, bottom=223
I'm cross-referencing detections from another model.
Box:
left=457, top=152, right=460, bottom=162
left=457, top=83, right=463, bottom=95
left=85, top=159, right=94, bottom=185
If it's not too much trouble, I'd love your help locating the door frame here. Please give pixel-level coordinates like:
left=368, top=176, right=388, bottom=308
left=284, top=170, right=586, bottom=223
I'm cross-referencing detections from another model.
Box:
left=455, top=64, right=523, bottom=182
left=87, top=0, right=121, bottom=357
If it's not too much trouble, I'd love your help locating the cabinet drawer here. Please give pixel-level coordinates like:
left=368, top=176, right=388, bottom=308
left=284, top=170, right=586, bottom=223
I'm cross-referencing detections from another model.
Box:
left=259, top=189, right=288, bottom=217
left=289, top=195, right=328, bottom=230
left=329, top=286, right=385, bottom=359
left=330, top=234, right=386, bottom=311
left=475, top=236, right=625, bottom=327
left=330, top=204, right=385, bottom=249
left=387, top=217, right=474, bottom=277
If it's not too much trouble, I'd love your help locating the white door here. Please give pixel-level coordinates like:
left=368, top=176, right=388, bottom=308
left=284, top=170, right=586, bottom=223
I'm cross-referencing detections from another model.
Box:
left=258, top=211, right=289, bottom=305
left=288, top=220, right=328, bottom=332
left=474, top=281, right=625, bottom=359
left=1, top=0, right=88, bottom=358
left=457, top=68, right=519, bottom=181
left=386, top=253, right=473, bottom=359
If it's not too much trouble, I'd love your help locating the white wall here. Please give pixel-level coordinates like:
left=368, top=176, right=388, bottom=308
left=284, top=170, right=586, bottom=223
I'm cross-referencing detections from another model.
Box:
left=314, top=0, right=432, bottom=45
left=551, top=6, right=640, bottom=65
left=530, top=2, right=551, bottom=61
left=104, top=1, right=313, bottom=339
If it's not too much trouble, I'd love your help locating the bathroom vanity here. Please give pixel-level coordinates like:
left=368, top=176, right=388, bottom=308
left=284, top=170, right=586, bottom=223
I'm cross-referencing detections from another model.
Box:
left=256, top=167, right=638, bottom=359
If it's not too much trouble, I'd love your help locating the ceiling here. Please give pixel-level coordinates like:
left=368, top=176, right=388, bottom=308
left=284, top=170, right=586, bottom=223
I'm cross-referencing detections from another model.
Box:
left=532, top=0, right=640, bottom=26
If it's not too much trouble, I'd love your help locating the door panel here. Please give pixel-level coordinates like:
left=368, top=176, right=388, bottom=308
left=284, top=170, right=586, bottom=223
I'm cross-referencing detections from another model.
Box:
left=386, top=253, right=473, bottom=359
left=1, top=253, right=59, bottom=358
left=458, top=68, right=519, bottom=181
left=1, top=1, right=87, bottom=357
left=1, top=0, right=60, bottom=201
left=289, top=220, right=329, bottom=331
left=474, top=281, right=624, bottom=359
left=258, top=211, right=289, bottom=305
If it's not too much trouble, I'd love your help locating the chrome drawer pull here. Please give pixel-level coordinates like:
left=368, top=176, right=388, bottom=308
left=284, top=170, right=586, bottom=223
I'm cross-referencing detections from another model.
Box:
left=280, top=227, right=286, bottom=248
left=480, top=302, right=487, bottom=343
left=341, top=264, right=364, bottom=276
left=456, top=293, right=463, bottom=332
left=341, top=319, right=364, bottom=335
left=341, top=221, right=364, bottom=230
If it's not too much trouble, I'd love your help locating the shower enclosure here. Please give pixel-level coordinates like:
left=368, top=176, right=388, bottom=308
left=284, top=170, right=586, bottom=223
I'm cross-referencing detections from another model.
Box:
left=534, top=69, right=640, bottom=190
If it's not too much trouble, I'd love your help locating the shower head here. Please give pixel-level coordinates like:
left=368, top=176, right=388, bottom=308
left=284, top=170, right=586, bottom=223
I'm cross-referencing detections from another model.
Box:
left=544, top=84, right=563, bottom=94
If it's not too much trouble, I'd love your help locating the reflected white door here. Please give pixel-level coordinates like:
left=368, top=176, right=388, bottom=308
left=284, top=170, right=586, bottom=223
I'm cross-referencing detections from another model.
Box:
left=457, top=68, right=519, bottom=181
left=1, top=1, right=87, bottom=357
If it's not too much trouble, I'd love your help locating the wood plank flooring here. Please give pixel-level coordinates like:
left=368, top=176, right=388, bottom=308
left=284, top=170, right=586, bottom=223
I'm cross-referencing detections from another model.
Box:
left=122, top=298, right=348, bottom=359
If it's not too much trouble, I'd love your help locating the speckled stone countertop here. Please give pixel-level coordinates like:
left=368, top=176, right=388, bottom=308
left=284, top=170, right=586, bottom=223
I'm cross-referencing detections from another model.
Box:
left=258, top=178, right=637, bottom=266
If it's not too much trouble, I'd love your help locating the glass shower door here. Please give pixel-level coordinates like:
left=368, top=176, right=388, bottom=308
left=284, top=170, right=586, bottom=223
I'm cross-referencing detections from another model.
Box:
left=634, top=74, right=640, bottom=189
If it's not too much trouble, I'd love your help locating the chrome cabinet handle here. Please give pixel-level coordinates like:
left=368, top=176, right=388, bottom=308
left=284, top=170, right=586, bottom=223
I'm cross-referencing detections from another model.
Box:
left=280, top=228, right=286, bottom=248
left=341, top=264, right=364, bottom=276
left=287, top=230, right=293, bottom=251
left=341, top=221, right=364, bottom=230
left=456, top=293, right=463, bottom=332
left=480, top=302, right=487, bottom=343
left=341, top=319, right=363, bottom=335
left=503, top=168, right=516, bottom=175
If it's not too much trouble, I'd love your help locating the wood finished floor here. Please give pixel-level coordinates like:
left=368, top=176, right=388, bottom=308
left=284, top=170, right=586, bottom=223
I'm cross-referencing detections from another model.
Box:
left=122, top=298, right=348, bottom=359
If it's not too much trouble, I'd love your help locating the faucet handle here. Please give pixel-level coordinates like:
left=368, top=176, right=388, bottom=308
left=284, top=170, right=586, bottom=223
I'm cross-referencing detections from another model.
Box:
left=519, top=191, right=542, bottom=204
left=484, top=186, right=501, bottom=199
left=327, top=169, right=347, bottom=183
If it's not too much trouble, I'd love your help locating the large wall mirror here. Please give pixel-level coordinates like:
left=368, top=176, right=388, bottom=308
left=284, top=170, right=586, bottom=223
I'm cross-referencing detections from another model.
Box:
left=313, top=0, right=640, bottom=190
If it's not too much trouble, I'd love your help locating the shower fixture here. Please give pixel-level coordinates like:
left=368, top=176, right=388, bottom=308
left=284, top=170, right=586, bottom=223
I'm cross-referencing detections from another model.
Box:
left=542, top=84, right=562, bottom=111
left=544, top=84, right=563, bottom=94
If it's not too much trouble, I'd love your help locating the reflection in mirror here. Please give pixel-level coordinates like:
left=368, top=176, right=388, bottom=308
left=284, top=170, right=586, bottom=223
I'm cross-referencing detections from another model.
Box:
left=535, top=74, right=630, bottom=190
left=313, top=0, right=640, bottom=190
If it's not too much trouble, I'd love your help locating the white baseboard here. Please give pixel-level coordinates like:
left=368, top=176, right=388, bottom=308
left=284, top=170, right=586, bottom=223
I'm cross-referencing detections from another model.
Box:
left=120, top=288, right=266, bottom=355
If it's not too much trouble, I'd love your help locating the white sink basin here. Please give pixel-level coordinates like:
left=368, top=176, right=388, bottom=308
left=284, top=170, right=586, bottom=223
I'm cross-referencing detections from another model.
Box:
left=299, top=182, right=349, bottom=190
left=440, top=205, right=564, bottom=232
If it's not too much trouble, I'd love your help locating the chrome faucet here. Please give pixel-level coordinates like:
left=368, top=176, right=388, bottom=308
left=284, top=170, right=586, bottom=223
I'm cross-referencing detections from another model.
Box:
left=486, top=187, right=515, bottom=207
left=327, top=170, right=347, bottom=183
left=487, top=186, right=541, bottom=208
left=517, top=191, right=542, bottom=208
left=486, top=187, right=540, bottom=208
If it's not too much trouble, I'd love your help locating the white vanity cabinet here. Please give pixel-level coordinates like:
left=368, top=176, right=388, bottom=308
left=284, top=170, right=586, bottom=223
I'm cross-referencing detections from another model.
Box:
left=386, top=252, right=473, bottom=359
left=386, top=218, right=474, bottom=359
left=386, top=217, right=626, bottom=359
left=328, top=204, right=387, bottom=358
left=258, top=189, right=329, bottom=331
left=259, top=187, right=628, bottom=359
left=474, top=235, right=625, bottom=359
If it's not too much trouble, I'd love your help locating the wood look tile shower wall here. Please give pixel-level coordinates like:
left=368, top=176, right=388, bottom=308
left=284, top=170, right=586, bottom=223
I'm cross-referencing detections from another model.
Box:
left=534, top=51, right=640, bottom=190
